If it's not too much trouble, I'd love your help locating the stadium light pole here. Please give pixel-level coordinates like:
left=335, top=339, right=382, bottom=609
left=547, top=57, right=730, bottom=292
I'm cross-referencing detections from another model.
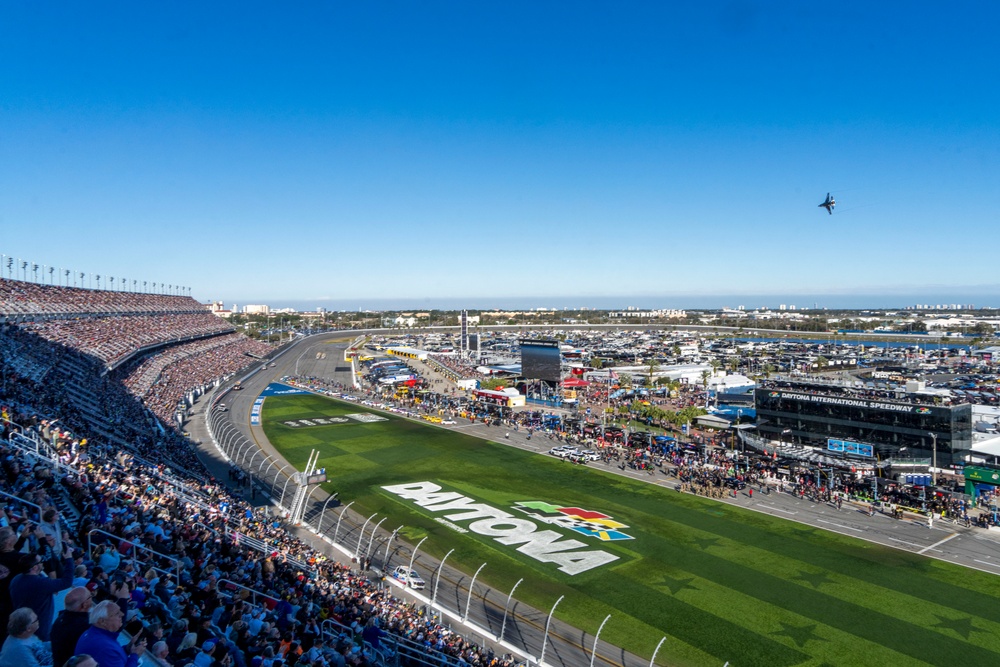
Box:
left=430, top=548, right=455, bottom=617
left=650, top=637, right=667, bottom=667
left=316, top=493, right=339, bottom=534
left=462, top=562, right=487, bottom=624
left=499, top=578, right=523, bottom=642
left=355, top=512, right=378, bottom=559
left=406, top=536, right=428, bottom=588
left=364, top=517, right=387, bottom=560
left=538, top=595, right=564, bottom=667
left=332, top=501, right=355, bottom=544
left=589, top=614, right=612, bottom=667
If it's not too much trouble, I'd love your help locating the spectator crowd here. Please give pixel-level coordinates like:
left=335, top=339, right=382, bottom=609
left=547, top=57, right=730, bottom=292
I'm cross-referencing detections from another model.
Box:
left=0, top=277, right=525, bottom=667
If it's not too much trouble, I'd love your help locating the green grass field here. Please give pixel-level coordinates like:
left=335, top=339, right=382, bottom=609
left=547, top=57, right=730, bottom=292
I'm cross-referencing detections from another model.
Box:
left=261, top=390, right=1000, bottom=667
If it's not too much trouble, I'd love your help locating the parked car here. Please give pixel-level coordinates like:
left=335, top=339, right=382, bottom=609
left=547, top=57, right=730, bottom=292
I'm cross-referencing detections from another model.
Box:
left=391, top=566, right=426, bottom=589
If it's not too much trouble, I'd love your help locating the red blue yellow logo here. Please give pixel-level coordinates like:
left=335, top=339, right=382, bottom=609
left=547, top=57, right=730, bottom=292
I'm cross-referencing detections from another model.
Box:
left=514, top=501, right=633, bottom=541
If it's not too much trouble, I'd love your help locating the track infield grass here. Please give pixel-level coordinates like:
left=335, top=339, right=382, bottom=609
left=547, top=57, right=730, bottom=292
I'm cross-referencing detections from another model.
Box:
left=261, top=391, right=1000, bottom=667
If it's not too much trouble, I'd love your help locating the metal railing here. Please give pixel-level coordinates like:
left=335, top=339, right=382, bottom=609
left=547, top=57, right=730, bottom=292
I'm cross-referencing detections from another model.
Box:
left=0, top=489, right=43, bottom=522
left=217, top=578, right=280, bottom=612
left=226, top=529, right=316, bottom=576
left=86, top=528, right=182, bottom=583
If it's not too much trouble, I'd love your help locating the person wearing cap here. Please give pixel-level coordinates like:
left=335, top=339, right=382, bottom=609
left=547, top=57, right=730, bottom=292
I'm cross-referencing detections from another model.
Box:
left=9, top=544, right=74, bottom=641
left=194, top=638, right=218, bottom=667
left=75, top=600, right=146, bottom=667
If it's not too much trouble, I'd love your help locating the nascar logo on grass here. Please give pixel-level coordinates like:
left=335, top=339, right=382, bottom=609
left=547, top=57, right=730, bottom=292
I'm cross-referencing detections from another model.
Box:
left=382, top=482, right=622, bottom=575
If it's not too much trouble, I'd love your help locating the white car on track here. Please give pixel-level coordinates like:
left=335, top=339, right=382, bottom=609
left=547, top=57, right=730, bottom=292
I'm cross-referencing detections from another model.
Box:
left=391, top=566, right=426, bottom=589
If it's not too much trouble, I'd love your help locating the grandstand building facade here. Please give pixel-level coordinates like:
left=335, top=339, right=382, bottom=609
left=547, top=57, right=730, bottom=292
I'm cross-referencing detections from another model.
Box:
left=756, top=379, right=973, bottom=467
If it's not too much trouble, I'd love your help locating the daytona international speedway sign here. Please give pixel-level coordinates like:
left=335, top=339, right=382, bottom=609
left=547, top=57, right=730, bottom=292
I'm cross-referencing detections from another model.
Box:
left=382, top=482, right=625, bottom=575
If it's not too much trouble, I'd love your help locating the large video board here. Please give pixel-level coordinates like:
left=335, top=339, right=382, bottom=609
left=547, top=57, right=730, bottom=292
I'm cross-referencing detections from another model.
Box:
left=520, top=339, right=561, bottom=382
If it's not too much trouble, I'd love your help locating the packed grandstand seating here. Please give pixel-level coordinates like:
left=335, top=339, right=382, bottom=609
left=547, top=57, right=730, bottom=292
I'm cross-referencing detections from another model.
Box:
left=1, top=278, right=203, bottom=316
left=0, top=278, right=522, bottom=667
left=19, top=314, right=236, bottom=367
left=118, top=334, right=272, bottom=425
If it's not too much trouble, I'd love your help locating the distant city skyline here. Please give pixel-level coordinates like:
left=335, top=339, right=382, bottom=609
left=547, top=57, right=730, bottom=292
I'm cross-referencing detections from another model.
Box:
left=213, top=291, right=1000, bottom=313
left=2, top=256, right=998, bottom=312
left=2, top=3, right=997, bottom=303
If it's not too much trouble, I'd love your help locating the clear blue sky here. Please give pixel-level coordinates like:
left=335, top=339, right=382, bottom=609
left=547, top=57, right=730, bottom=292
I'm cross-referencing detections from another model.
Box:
left=1, top=2, right=998, bottom=309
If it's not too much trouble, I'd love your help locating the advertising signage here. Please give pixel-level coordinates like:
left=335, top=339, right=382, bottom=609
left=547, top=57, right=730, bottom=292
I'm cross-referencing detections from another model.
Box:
left=827, top=438, right=874, bottom=458
left=771, top=391, right=925, bottom=414
left=965, top=467, right=1000, bottom=484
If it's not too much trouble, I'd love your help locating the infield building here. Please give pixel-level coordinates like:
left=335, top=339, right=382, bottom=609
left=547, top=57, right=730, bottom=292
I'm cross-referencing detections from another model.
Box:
left=755, top=379, right=973, bottom=467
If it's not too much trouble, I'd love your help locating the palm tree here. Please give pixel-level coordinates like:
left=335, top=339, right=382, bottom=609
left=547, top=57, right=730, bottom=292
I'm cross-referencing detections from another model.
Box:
left=646, top=359, right=659, bottom=387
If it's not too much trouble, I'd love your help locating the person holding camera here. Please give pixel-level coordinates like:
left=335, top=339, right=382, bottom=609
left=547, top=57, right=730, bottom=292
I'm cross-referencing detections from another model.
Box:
left=8, top=540, right=74, bottom=641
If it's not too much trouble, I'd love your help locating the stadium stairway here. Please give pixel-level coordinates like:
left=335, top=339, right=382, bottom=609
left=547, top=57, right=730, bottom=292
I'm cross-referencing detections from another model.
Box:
left=8, top=432, right=82, bottom=532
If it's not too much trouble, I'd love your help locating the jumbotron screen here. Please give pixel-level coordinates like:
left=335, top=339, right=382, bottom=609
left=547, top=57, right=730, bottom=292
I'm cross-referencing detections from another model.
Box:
left=519, top=339, right=561, bottom=382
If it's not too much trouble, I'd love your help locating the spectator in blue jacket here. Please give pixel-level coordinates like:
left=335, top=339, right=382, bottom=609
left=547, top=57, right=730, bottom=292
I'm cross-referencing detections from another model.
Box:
left=74, top=600, right=147, bottom=667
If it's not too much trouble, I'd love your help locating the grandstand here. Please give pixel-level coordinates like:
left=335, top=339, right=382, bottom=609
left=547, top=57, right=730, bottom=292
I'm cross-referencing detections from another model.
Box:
left=0, top=276, right=524, bottom=667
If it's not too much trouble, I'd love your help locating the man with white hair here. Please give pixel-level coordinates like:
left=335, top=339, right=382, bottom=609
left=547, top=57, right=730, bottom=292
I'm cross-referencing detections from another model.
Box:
left=149, top=640, right=173, bottom=666
left=74, top=600, right=147, bottom=667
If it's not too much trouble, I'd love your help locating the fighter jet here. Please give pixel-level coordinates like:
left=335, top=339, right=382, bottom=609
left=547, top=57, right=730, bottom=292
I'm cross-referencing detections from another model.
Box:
left=819, top=193, right=835, bottom=215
